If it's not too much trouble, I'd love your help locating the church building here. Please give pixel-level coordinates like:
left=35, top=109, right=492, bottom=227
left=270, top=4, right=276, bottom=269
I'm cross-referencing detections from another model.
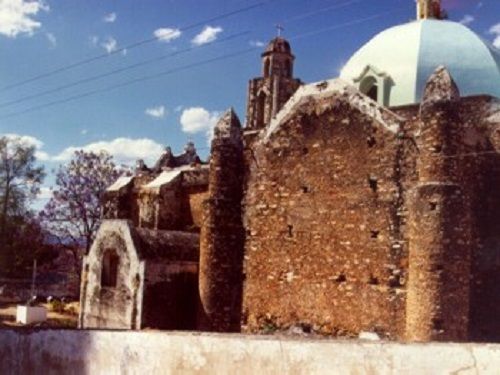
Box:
left=80, top=0, right=500, bottom=342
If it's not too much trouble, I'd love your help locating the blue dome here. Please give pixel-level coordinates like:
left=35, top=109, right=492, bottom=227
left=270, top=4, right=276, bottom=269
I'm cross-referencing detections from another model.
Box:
left=340, top=19, right=500, bottom=107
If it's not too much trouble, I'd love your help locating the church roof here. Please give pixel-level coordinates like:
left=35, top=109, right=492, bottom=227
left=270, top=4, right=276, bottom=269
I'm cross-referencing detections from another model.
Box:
left=340, top=19, right=500, bottom=106
left=134, top=227, right=199, bottom=261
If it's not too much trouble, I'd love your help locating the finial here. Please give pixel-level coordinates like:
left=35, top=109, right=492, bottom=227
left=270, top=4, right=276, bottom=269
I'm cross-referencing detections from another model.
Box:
left=276, top=24, right=284, bottom=37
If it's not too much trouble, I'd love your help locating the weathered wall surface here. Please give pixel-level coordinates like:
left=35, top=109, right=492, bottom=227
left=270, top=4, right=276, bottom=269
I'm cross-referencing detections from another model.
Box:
left=143, top=261, right=199, bottom=330
left=243, top=88, right=409, bottom=338
left=464, top=97, right=500, bottom=341
left=0, top=330, right=499, bottom=375
left=79, top=221, right=144, bottom=330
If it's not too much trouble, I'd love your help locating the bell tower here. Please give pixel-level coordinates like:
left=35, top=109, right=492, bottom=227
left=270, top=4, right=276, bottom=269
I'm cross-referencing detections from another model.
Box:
left=245, top=31, right=302, bottom=130
left=417, top=0, right=444, bottom=20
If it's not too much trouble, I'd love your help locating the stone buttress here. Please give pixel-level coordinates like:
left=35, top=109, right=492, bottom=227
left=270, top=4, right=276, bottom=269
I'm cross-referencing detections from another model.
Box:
left=198, top=109, right=245, bottom=332
left=406, top=66, right=473, bottom=341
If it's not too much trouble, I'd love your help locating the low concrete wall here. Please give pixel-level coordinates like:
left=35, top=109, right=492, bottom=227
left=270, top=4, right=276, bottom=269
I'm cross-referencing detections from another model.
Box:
left=0, top=330, right=499, bottom=374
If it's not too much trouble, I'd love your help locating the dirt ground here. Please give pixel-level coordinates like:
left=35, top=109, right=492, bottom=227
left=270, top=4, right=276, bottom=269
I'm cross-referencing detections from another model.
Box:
left=0, top=298, right=79, bottom=328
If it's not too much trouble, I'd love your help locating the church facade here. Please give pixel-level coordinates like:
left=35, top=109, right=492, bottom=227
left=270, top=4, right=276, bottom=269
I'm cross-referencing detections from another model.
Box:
left=80, top=0, right=500, bottom=342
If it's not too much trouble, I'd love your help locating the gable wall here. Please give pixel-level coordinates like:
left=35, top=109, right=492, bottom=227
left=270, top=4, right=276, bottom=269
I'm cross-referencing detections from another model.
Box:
left=242, top=98, right=411, bottom=338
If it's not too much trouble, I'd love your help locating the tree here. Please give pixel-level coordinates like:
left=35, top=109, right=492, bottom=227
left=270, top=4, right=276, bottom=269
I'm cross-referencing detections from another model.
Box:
left=0, top=136, right=45, bottom=273
left=40, top=150, right=121, bottom=257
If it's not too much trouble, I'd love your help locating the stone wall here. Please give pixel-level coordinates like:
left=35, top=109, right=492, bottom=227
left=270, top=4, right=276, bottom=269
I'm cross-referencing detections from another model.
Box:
left=243, top=91, right=408, bottom=338
left=1, top=329, right=499, bottom=374
left=143, top=261, right=199, bottom=330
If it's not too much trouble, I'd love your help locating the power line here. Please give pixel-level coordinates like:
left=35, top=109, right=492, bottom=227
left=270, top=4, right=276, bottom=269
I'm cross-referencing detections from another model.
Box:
left=0, top=1, right=368, bottom=109
left=282, top=0, right=362, bottom=24
left=0, top=31, right=250, bottom=109
left=0, top=9, right=400, bottom=121
left=0, top=49, right=257, bottom=120
left=0, top=0, right=277, bottom=92
left=288, top=10, right=396, bottom=42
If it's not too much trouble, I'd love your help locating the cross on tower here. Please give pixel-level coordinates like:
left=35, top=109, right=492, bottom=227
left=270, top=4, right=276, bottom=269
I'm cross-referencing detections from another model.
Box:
left=276, top=24, right=284, bottom=37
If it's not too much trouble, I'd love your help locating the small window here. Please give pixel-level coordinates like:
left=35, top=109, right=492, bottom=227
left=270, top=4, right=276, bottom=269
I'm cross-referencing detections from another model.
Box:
left=101, top=249, right=119, bottom=287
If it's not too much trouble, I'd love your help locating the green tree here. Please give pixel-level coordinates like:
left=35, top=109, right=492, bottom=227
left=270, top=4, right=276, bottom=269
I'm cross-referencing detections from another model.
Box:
left=40, top=150, right=121, bottom=256
left=0, top=136, right=45, bottom=274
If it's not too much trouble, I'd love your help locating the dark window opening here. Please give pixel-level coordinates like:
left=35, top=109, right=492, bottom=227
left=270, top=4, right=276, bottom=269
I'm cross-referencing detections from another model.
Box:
left=366, top=85, right=378, bottom=101
left=301, top=186, right=309, bottom=193
left=287, top=225, right=293, bottom=237
left=335, top=274, right=347, bottom=283
left=256, top=93, right=266, bottom=128
left=360, top=76, right=378, bottom=102
left=370, top=230, right=380, bottom=239
left=429, top=201, right=438, bottom=211
left=263, top=59, right=270, bottom=78
left=101, top=250, right=119, bottom=288
left=368, top=176, right=378, bottom=193
left=368, top=274, right=379, bottom=285
left=367, top=136, right=376, bottom=148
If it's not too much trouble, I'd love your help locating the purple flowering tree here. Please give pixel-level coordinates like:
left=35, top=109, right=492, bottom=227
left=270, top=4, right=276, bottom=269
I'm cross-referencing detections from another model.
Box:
left=40, top=150, right=121, bottom=260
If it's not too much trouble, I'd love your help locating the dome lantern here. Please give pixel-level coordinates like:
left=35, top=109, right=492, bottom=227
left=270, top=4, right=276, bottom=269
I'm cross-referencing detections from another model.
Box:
left=417, top=0, right=445, bottom=20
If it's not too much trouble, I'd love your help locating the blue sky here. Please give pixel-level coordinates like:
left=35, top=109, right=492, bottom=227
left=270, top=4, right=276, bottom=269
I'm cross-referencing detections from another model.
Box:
left=0, top=0, right=498, bottom=206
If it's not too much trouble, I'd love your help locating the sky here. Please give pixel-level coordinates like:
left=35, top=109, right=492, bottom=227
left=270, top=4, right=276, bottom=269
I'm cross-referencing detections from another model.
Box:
left=0, top=0, right=498, bottom=208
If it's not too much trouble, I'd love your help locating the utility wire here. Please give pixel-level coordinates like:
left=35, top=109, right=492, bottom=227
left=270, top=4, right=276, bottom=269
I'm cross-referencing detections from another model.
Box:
left=0, top=0, right=277, bottom=92
left=0, top=31, right=250, bottom=109
left=0, top=0, right=368, bottom=109
left=0, top=49, right=257, bottom=120
left=0, top=9, right=399, bottom=121
left=281, top=0, right=362, bottom=24
left=288, top=10, right=397, bottom=42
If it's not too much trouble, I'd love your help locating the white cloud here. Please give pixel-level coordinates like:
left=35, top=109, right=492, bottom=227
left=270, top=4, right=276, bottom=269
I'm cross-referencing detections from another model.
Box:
left=101, top=36, right=118, bottom=53
left=180, top=107, right=220, bottom=139
left=53, top=138, right=165, bottom=165
left=192, top=25, right=223, bottom=46
left=489, top=23, right=500, bottom=49
left=493, top=36, right=500, bottom=49
left=491, top=24, right=500, bottom=35
left=154, top=27, right=181, bottom=43
left=0, top=0, right=49, bottom=37
left=459, top=14, right=474, bottom=26
left=45, top=31, right=56, bottom=47
left=250, top=40, right=265, bottom=48
left=1, top=133, right=50, bottom=160
left=103, top=12, right=116, bottom=23
left=145, top=105, right=167, bottom=119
